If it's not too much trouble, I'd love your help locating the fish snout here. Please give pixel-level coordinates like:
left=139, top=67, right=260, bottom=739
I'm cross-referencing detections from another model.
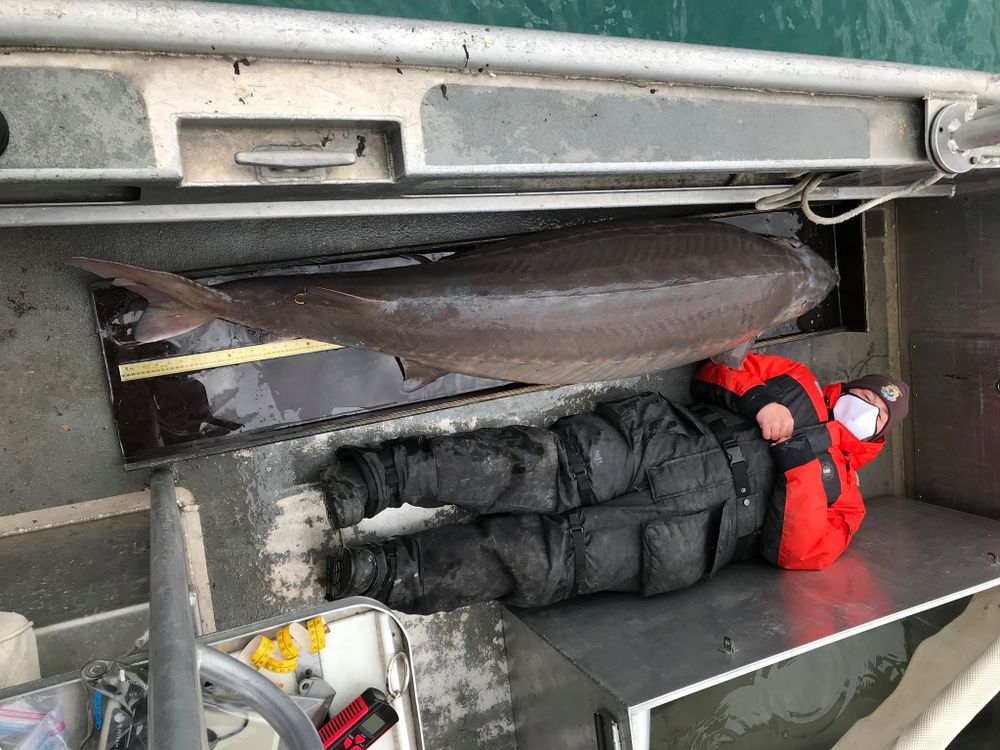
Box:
left=788, top=242, right=839, bottom=316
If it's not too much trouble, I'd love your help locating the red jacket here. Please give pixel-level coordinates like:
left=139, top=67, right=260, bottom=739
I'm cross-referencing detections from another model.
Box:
left=692, top=353, right=884, bottom=570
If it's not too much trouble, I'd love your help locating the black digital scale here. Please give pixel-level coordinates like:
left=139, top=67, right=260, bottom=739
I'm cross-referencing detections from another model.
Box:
left=319, top=688, right=398, bottom=749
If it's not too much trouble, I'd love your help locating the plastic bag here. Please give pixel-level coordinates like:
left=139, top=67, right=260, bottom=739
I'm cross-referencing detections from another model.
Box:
left=0, top=698, right=69, bottom=750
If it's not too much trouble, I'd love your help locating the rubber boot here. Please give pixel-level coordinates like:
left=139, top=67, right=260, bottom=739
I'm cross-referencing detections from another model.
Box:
left=320, top=458, right=370, bottom=529
left=323, top=441, right=411, bottom=528
left=324, top=543, right=396, bottom=603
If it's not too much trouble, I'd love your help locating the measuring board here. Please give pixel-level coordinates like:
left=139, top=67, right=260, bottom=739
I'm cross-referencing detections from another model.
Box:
left=117, top=339, right=342, bottom=382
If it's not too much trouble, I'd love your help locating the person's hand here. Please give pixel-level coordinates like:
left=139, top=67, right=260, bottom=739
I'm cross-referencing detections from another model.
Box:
left=757, top=403, right=795, bottom=444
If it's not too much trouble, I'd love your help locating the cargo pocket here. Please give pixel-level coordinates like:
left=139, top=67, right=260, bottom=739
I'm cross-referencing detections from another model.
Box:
left=645, top=451, right=732, bottom=515
left=641, top=497, right=740, bottom=597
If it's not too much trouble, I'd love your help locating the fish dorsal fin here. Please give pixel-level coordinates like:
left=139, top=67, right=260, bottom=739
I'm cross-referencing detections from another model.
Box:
left=68, top=257, right=230, bottom=343
left=710, top=337, right=758, bottom=369
left=396, top=358, right=450, bottom=392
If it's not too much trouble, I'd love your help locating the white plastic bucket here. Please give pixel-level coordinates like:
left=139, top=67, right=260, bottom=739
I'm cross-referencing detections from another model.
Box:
left=0, top=612, right=41, bottom=688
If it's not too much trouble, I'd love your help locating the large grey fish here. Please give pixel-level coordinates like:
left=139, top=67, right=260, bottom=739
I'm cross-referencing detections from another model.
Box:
left=68, top=219, right=837, bottom=389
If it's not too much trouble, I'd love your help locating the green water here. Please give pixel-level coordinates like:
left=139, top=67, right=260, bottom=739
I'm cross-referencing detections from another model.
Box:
left=212, top=0, right=1000, bottom=72
left=648, top=603, right=965, bottom=750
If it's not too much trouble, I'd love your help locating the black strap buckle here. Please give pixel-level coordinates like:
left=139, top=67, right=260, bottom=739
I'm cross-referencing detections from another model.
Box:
left=691, top=404, right=752, bottom=497
left=567, top=443, right=598, bottom=507
left=568, top=511, right=587, bottom=596
left=723, top=441, right=750, bottom=496
left=725, top=444, right=746, bottom=465
left=379, top=451, right=399, bottom=492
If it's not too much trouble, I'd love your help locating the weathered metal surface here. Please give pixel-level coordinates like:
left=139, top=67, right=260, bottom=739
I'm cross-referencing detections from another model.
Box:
left=0, top=67, right=154, bottom=170
left=508, top=498, right=1000, bottom=717
left=910, top=334, right=1000, bottom=517
left=422, top=85, right=871, bottom=168
left=0, top=511, right=149, bottom=628
left=0, top=34, right=959, bottom=228
left=397, top=605, right=516, bottom=750
left=0, top=185, right=955, bottom=228
left=896, top=193, right=1000, bottom=504
left=504, top=610, right=632, bottom=750
left=897, top=194, right=1000, bottom=337
left=33, top=603, right=149, bottom=679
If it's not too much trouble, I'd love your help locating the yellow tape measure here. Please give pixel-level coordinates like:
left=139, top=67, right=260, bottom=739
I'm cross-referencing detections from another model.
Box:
left=307, top=616, right=327, bottom=653
left=249, top=636, right=276, bottom=670
left=248, top=634, right=298, bottom=673
left=117, top=338, right=342, bottom=382
left=276, top=626, right=300, bottom=659
left=261, top=655, right=298, bottom=674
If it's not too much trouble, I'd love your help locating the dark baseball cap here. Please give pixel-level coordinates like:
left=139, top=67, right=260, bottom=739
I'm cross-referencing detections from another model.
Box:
left=843, top=374, right=910, bottom=439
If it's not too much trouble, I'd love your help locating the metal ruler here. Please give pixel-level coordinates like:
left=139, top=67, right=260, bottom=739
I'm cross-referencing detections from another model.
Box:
left=117, top=338, right=342, bottom=382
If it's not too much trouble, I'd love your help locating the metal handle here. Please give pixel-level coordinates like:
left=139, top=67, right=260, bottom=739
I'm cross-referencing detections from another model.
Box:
left=0, top=109, right=8, bottom=157
left=234, top=149, right=357, bottom=170
left=594, top=710, right=623, bottom=750
left=197, top=644, right=324, bottom=750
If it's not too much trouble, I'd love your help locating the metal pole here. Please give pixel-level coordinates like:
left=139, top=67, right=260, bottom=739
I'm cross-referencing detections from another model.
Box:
left=951, top=113, right=1000, bottom=151
left=197, top=645, right=324, bottom=750
left=2, top=1, right=1000, bottom=102
left=148, top=469, right=207, bottom=750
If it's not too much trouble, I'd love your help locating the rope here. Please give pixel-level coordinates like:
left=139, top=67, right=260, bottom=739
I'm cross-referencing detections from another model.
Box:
left=754, top=170, right=950, bottom=225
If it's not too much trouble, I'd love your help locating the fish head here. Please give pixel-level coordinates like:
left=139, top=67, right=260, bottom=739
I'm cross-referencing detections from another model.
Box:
left=774, top=237, right=839, bottom=318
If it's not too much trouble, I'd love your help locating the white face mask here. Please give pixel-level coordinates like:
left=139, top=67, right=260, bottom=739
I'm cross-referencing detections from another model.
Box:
left=833, top=394, right=880, bottom=440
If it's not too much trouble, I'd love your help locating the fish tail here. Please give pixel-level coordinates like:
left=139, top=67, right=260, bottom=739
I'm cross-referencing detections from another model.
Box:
left=68, top=257, right=229, bottom=342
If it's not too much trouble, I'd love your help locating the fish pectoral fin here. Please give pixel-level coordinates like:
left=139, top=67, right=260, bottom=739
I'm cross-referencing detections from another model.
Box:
left=396, top=358, right=450, bottom=392
left=710, top=337, right=758, bottom=369
left=134, top=301, right=214, bottom=343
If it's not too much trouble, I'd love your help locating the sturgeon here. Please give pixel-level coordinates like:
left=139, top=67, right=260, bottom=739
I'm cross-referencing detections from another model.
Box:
left=69, top=219, right=837, bottom=389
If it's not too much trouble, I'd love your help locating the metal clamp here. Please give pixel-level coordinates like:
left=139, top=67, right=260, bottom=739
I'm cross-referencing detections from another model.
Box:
left=927, top=100, right=1000, bottom=174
